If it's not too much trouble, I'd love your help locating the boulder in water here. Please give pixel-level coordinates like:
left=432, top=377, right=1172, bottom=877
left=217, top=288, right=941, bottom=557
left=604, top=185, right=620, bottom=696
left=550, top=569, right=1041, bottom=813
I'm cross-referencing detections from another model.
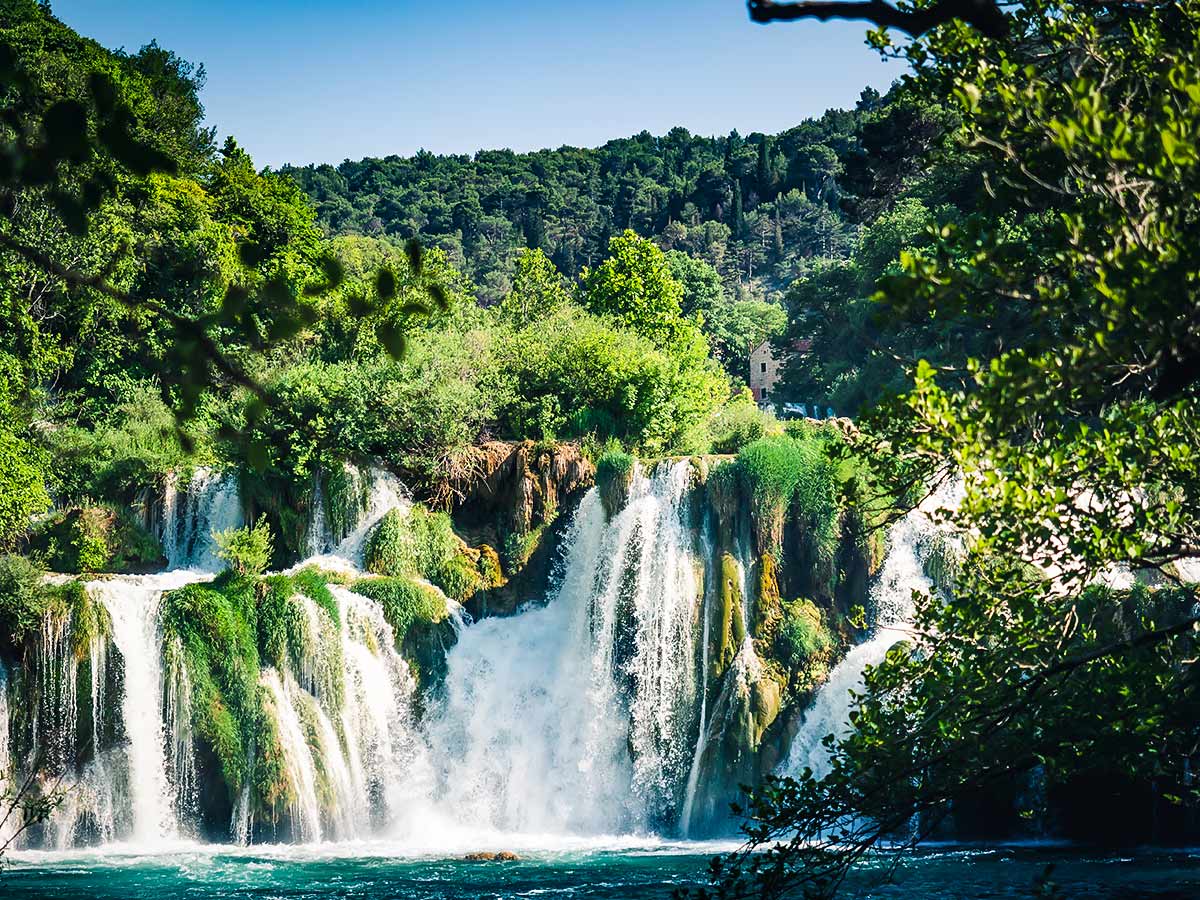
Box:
left=462, top=851, right=521, bottom=861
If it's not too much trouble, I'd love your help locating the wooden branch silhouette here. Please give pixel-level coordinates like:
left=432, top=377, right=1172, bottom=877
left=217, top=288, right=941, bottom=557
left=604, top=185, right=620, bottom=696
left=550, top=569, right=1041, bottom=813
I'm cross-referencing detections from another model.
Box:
left=747, top=0, right=1009, bottom=38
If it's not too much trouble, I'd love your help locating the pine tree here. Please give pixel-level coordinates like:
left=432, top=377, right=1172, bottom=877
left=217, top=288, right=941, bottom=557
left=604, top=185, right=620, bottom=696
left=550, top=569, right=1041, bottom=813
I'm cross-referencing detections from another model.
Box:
left=731, top=180, right=745, bottom=240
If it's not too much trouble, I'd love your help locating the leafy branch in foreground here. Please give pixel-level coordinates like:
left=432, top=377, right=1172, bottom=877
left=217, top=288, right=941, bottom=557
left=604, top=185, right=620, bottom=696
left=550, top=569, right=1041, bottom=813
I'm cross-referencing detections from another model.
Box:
left=696, top=0, right=1200, bottom=897
left=0, top=24, right=441, bottom=437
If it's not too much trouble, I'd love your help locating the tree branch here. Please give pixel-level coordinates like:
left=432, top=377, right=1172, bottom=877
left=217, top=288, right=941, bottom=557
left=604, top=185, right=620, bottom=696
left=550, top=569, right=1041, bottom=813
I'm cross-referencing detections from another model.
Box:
left=747, top=0, right=1009, bottom=38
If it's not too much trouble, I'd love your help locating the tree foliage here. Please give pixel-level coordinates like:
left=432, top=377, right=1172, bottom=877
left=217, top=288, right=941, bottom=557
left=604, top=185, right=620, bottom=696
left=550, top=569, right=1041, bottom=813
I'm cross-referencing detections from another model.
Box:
left=697, top=1, right=1200, bottom=897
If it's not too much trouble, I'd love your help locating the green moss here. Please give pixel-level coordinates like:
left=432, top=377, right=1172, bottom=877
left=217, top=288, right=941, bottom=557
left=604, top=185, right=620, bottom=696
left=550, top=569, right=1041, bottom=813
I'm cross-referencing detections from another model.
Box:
left=291, top=567, right=341, bottom=625
left=434, top=552, right=483, bottom=603
left=351, top=576, right=447, bottom=646
left=258, top=571, right=343, bottom=713
left=753, top=553, right=783, bottom=643
left=715, top=552, right=746, bottom=678
left=363, top=505, right=459, bottom=582
left=773, top=598, right=834, bottom=682
left=251, top=685, right=295, bottom=825
left=160, top=573, right=261, bottom=798
left=477, top=544, right=504, bottom=589
left=595, top=449, right=635, bottom=518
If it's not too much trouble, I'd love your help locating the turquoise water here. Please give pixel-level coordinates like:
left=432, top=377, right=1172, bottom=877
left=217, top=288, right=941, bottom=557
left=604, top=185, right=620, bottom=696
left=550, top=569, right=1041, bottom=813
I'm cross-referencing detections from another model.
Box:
left=3, top=843, right=1199, bottom=899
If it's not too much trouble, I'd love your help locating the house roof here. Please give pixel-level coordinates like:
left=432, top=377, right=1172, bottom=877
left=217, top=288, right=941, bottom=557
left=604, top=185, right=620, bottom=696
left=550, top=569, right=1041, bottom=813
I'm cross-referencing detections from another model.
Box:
left=750, top=338, right=812, bottom=357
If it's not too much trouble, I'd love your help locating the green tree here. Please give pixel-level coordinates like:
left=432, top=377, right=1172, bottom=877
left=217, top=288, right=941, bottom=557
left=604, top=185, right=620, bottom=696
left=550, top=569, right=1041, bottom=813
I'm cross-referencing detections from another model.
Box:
left=702, top=0, right=1200, bottom=897
left=499, top=248, right=571, bottom=328
left=581, top=230, right=695, bottom=351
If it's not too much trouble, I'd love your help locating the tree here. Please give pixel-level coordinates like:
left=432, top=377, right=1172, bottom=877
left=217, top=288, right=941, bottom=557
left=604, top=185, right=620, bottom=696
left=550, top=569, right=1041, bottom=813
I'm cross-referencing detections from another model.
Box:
left=581, top=230, right=696, bottom=351
left=500, top=248, right=571, bottom=328
left=699, top=0, right=1200, bottom=897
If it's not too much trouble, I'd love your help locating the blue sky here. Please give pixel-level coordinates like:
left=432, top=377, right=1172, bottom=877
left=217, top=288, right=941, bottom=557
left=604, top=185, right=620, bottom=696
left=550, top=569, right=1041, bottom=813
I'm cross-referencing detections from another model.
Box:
left=51, top=0, right=901, bottom=169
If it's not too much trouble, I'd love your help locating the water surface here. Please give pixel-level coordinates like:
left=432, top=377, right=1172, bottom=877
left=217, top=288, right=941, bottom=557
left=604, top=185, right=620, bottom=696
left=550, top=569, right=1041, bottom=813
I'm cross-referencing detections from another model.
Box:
left=4, top=843, right=1198, bottom=899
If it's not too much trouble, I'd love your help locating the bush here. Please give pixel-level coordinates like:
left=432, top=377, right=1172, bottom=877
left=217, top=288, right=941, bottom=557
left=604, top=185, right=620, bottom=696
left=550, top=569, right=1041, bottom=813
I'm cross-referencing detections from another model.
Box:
left=434, top=552, right=483, bottom=603
left=735, top=433, right=839, bottom=557
left=30, top=506, right=164, bottom=574
left=774, top=598, right=834, bottom=675
left=363, top=505, right=458, bottom=580
left=215, top=515, right=274, bottom=576
left=707, top=395, right=783, bottom=455
left=0, top=428, right=50, bottom=549
left=0, top=554, right=48, bottom=650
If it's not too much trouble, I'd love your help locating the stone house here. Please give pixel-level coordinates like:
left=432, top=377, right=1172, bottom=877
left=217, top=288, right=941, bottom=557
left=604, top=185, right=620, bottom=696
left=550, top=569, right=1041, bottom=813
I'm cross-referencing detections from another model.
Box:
left=749, top=338, right=811, bottom=403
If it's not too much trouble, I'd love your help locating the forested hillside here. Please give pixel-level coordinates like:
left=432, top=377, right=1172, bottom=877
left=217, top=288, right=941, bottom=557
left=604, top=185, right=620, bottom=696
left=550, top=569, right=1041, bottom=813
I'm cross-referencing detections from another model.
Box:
left=281, top=109, right=871, bottom=304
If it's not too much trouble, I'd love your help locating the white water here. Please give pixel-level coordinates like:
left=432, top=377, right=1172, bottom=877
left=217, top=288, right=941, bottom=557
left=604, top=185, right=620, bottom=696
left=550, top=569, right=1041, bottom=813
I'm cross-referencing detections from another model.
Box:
left=304, top=465, right=410, bottom=569
left=161, top=468, right=243, bottom=570
left=420, top=462, right=703, bottom=836
left=781, top=483, right=960, bottom=780
left=90, top=572, right=205, bottom=845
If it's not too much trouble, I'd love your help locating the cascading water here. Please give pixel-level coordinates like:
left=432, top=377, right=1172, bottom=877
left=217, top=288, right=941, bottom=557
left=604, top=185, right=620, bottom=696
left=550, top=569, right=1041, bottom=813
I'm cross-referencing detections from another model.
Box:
left=90, top=573, right=204, bottom=845
left=301, top=464, right=410, bottom=567
left=781, top=482, right=960, bottom=780
left=420, top=461, right=703, bottom=836
left=161, top=467, right=243, bottom=570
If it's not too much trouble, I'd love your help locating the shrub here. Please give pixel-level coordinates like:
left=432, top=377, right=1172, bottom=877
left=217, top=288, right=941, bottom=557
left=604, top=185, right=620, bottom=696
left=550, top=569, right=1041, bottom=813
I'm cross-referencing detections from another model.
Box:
left=31, top=506, right=164, bottom=574
left=707, top=396, right=783, bottom=455
left=363, top=505, right=458, bottom=580
left=0, top=428, right=50, bottom=549
left=434, top=552, right=483, bottom=603
left=774, top=598, right=834, bottom=675
left=735, top=434, right=839, bottom=558
left=0, top=554, right=48, bottom=650
left=215, top=515, right=274, bottom=576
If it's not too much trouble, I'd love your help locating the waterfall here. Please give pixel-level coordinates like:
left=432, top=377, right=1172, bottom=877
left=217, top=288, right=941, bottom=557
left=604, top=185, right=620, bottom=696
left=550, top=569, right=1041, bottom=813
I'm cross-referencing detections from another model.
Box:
left=421, top=461, right=703, bottom=836
left=334, top=586, right=431, bottom=830
left=781, top=482, right=960, bottom=780
left=302, top=465, right=410, bottom=570
left=261, top=669, right=324, bottom=843
left=161, top=467, right=243, bottom=571
left=91, top=576, right=178, bottom=844
left=679, top=514, right=717, bottom=836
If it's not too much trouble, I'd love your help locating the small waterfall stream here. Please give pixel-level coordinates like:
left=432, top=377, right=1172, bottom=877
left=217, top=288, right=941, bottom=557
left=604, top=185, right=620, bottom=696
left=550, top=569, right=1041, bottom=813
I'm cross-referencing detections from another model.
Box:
left=781, top=482, right=960, bottom=780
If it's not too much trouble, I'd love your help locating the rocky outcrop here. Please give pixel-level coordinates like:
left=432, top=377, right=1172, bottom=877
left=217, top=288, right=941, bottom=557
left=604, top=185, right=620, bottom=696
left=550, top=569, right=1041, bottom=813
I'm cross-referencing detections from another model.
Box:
left=446, top=441, right=595, bottom=618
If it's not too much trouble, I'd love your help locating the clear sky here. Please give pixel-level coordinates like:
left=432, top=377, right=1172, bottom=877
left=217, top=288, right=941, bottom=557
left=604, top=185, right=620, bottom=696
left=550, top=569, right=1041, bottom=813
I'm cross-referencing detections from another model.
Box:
left=50, top=0, right=901, bottom=169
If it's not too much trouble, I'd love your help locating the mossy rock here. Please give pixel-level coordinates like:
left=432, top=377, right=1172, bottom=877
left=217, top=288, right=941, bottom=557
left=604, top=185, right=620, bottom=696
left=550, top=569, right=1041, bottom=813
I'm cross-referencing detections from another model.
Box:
left=714, top=552, right=746, bottom=681
left=595, top=450, right=635, bottom=519
left=751, top=673, right=783, bottom=747
left=477, top=544, right=504, bottom=589
left=773, top=598, right=834, bottom=686
left=160, top=572, right=261, bottom=801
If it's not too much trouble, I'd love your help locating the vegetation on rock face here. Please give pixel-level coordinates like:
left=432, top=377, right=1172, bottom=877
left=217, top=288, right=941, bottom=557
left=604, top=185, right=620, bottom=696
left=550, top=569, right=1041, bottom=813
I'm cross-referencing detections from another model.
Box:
left=29, top=506, right=163, bottom=574
left=350, top=576, right=448, bottom=647
left=160, top=573, right=261, bottom=798
left=595, top=449, right=635, bottom=519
